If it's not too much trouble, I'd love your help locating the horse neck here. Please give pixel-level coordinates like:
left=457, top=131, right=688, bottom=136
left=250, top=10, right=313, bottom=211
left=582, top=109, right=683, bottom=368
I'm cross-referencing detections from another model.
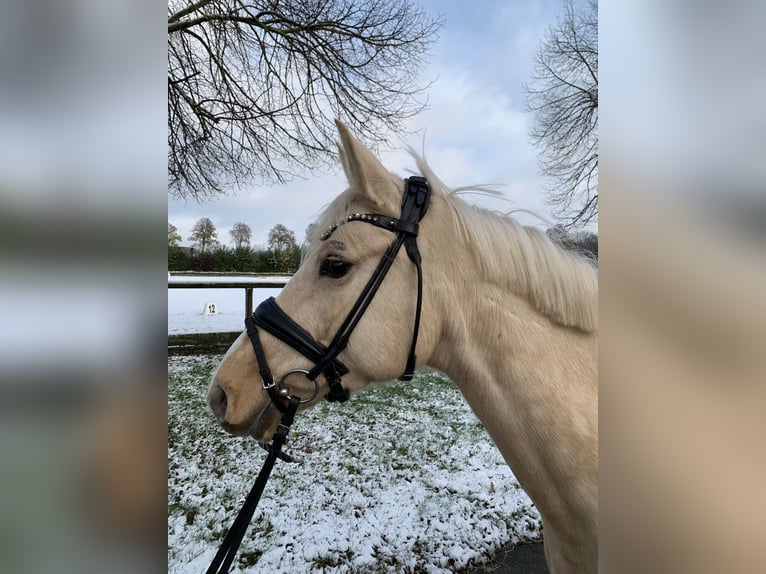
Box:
left=425, top=218, right=598, bottom=535
left=429, top=274, right=597, bottom=435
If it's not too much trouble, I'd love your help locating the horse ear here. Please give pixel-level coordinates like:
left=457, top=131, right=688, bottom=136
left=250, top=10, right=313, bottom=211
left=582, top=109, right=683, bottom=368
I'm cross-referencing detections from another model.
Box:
left=336, top=141, right=351, bottom=181
left=335, top=119, right=399, bottom=211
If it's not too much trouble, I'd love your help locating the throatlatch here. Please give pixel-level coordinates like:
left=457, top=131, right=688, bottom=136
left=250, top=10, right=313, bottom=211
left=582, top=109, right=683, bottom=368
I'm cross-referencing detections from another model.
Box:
left=244, top=176, right=431, bottom=413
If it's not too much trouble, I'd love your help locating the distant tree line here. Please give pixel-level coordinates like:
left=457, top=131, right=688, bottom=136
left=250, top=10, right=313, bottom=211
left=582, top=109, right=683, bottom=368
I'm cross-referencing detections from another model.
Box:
left=168, top=219, right=301, bottom=273
left=547, top=225, right=598, bottom=264
left=169, top=219, right=597, bottom=273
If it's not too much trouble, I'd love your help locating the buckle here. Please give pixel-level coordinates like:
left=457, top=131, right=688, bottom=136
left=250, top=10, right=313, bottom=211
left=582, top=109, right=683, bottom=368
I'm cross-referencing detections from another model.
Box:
left=262, top=378, right=277, bottom=390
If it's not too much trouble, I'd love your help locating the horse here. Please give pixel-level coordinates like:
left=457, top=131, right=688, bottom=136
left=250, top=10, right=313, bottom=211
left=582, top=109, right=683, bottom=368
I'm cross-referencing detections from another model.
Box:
left=208, top=120, right=598, bottom=573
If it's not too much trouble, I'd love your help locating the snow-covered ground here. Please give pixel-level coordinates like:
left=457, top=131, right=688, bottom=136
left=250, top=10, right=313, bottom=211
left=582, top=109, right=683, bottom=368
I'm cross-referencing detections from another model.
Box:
left=168, top=356, right=541, bottom=573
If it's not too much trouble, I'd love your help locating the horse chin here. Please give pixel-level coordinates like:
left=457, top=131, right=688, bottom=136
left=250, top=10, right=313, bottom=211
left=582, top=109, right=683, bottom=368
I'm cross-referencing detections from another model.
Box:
left=216, top=399, right=280, bottom=441
left=247, top=405, right=282, bottom=442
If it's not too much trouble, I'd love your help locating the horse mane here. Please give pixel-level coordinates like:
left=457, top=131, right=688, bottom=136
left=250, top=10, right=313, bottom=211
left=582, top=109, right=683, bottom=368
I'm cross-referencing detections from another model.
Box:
left=412, top=154, right=597, bottom=333
left=306, top=154, right=598, bottom=333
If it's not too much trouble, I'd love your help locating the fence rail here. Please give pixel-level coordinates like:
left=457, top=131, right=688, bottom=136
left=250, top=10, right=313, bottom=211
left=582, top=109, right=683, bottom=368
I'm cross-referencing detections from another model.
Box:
left=168, top=273, right=291, bottom=353
left=168, top=273, right=291, bottom=318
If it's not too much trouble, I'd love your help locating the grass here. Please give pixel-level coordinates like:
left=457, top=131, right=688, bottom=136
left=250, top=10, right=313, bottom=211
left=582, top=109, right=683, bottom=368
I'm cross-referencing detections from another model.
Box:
left=168, top=355, right=541, bottom=573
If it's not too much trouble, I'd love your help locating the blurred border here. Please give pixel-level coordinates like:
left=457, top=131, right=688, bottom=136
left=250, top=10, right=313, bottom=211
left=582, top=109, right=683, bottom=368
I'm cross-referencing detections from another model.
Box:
left=2, top=1, right=764, bottom=573
left=0, top=1, right=166, bottom=573
left=601, top=1, right=765, bottom=573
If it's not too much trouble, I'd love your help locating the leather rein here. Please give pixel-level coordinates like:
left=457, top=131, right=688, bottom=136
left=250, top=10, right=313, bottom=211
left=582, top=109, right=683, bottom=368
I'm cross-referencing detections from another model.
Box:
left=206, top=176, right=431, bottom=573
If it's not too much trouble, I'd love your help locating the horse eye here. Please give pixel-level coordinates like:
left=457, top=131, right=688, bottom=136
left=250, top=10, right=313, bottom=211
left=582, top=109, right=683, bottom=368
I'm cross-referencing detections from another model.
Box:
left=320, top=258, right=350, bottom=279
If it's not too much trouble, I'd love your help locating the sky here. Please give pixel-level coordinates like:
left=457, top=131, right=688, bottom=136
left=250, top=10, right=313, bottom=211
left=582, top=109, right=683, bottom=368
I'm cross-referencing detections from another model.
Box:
left=168, top=0, right=570, bottom=249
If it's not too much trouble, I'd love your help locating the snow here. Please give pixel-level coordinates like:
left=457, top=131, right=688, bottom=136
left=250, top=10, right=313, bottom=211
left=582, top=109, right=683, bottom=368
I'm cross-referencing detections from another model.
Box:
left=168, top=285, right=282, bottom=334
left=168, top=357, right=542, bottom=573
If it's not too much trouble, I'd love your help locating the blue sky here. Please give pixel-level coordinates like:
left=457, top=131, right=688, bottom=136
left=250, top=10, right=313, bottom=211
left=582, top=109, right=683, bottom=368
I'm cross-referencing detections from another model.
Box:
left=168, top=0, right=569, bottom=248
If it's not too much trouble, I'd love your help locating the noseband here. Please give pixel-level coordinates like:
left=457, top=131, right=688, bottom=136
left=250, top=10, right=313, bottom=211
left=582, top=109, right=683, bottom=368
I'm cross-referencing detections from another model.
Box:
left=244, top=176, right=431, bottom=413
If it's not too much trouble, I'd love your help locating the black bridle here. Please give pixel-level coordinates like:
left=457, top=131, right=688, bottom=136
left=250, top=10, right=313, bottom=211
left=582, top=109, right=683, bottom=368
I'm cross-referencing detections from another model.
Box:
left=205, top=176, right=430, bottom=574
left=245, top=175, right=431, bottom=413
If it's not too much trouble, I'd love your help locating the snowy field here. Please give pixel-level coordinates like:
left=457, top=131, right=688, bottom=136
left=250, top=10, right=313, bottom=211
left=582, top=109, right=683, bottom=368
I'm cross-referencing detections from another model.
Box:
left=168, top=356, right=542, bottom=573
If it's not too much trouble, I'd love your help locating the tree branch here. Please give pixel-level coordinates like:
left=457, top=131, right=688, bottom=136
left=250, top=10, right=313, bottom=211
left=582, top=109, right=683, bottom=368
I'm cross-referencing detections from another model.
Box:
left=168, top=0, right=442, bottom=200
left=524, top=0, right=598, bottom=228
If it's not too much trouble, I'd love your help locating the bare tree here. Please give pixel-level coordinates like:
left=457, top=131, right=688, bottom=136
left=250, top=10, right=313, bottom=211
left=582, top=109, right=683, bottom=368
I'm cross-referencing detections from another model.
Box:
left=168, top=0, right=442, bottom=200
left=189, top=217, right=219, bottom=252
left=525, top=0, right=598, bottom=228
left=168, top=222, right=182, bottom=246
left=230, top=222, right=252, bottom=248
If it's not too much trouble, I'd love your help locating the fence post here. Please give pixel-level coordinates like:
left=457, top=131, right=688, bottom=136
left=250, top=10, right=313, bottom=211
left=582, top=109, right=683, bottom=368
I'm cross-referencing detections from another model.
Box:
left=245, top=287, right=253, bottom=318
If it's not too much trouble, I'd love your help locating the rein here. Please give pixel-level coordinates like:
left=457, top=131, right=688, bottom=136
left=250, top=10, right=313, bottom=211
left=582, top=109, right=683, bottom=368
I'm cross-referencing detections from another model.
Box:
left=205, top=397, right=299, bottom=574
left=205, top=176, right=430, bottom=573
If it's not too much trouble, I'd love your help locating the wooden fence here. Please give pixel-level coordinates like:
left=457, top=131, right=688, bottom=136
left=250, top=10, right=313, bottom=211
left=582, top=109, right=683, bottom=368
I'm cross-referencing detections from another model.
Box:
left=168, top=273, right=290, bottom=355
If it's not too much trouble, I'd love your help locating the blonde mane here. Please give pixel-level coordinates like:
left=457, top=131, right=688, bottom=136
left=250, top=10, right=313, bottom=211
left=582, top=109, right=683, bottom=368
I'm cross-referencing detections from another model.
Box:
left=307, top=154, right=598, bottom=333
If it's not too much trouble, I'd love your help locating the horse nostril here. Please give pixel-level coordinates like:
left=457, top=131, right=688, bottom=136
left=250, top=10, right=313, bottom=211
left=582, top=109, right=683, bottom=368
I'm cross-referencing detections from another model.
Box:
left=209, top=384, right=227, bottom=421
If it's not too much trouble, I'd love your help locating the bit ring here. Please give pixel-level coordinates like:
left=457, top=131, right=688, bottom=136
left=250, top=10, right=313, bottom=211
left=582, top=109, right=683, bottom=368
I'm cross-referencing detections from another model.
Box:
left=276, top=369, right=320, bottom=404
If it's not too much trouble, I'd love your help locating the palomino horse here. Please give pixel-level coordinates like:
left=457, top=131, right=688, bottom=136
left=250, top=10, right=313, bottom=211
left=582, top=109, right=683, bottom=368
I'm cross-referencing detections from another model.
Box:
left=209, top=121, right=598, bottom=573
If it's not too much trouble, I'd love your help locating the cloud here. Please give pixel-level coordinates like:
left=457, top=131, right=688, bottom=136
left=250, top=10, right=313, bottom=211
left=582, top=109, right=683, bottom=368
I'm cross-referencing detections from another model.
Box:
left=169, top=171, right=348, bottom=248
left=391, top=65, right=548, bottom=223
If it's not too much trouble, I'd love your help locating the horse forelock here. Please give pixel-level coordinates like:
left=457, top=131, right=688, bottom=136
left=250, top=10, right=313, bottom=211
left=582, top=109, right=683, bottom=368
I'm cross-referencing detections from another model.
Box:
left=304, top=153, right=598, bottom=333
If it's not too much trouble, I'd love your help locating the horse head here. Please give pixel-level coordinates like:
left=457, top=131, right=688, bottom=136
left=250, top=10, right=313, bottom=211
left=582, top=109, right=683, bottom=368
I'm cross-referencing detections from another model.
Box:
left=207, top=121, right=444, bottom=441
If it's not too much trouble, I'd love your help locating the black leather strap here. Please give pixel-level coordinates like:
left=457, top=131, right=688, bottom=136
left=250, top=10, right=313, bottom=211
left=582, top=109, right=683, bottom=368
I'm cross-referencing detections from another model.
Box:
left=306, top=232, right=406, bottom=381
left=397, top=176, right=429, bottom=380
left=316, top=176, right=430, bottom=383
left=399, top=234, right=423, bottom=380
left=250, top=298, right=349, bottom=378
left=205, top=396, right=300, bottom=574
left=245, top=316, right=274, bottom=384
